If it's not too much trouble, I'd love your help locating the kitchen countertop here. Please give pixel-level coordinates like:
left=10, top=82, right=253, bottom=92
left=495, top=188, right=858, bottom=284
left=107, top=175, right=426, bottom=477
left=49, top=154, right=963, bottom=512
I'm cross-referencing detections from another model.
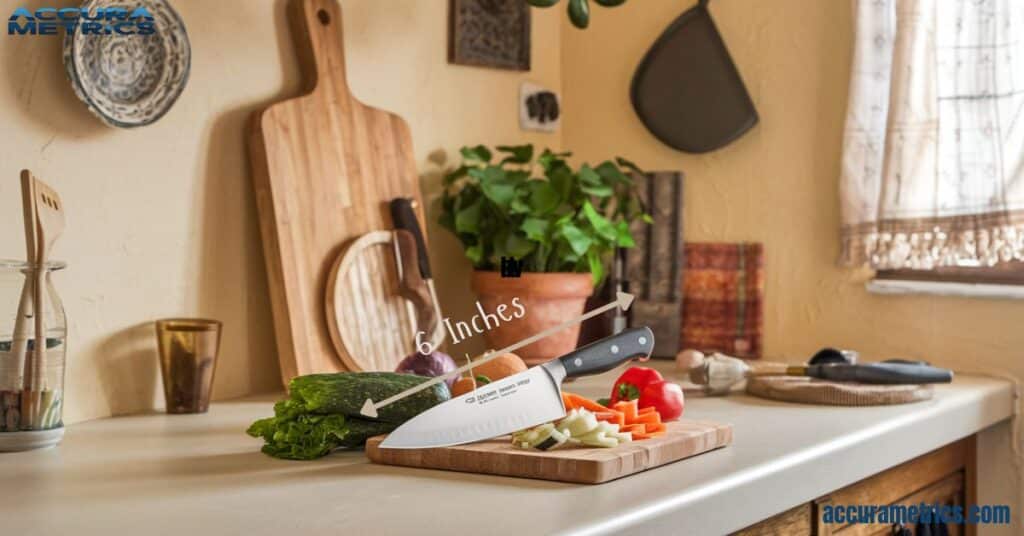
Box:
left=0, top=362, right=1013, bottom=535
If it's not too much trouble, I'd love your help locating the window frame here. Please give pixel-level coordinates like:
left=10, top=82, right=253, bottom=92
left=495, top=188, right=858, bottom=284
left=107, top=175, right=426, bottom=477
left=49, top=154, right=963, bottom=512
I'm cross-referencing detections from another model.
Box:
left=876, top=262, right=1024, bottom=286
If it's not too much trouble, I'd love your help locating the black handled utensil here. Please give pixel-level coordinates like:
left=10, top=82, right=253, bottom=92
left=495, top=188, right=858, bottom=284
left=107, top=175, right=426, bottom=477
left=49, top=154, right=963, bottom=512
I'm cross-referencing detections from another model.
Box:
left=390, top=198, right=445, bottom=348
left=800, top=363, right=953, bottom=385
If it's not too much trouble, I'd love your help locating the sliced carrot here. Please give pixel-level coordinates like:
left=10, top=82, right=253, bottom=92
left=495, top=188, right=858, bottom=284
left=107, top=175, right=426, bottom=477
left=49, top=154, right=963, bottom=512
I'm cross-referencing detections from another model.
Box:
left=565, top=393, right=612, bottom=413
left=620, top=424, right=645, bottom=434
left=561, top=392, right=576, bottom=409
left=637, top=406, right=658, bottom=416
left=613, top=400, right=638, bottom=422
left=634, top=411, right=661, bottom=426
left=644, top=422, right=666, bottom=434
left=594, top=411, right=625, bottom=427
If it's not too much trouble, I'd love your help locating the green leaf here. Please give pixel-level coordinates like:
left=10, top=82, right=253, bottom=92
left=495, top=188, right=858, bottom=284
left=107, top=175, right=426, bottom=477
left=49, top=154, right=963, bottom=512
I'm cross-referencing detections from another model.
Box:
left=595, top=161, right=630, bottom=184
left=505, top=233, right=536, bottom=258
left=578, top=164, right=602, bottom=185
left=549, top=166, right=574, bottom=200
left=469, top=165, right=505, bottom=183
left=455, top=199, right=482, bottom=234
left=461, top=145, right=492, bottom=163
left=444, top=165, right=469, bottom=185
left=506, top=170, right=531, bottom=184
left=482, top=181, right=516, bottom=208
left=465, top=245, right=484, bottom=264
left=583, top=201, right=617, bottom=241
left=615, top=221, right=635, bottom=247
left=580, top=183, right=614, bottom=197
left=496, top=144, right=534, bottom=164
left=587, top=250, right=605, bottom=286
left=527, top=181, right=561, bottom=214
left=615, top=156, right=644, bottom=176
left=641, top=213, right=654, bottom=224
left=538, top=149, right=572, bottom=172
left=560, top=223, right=593, bottom=256
left=521, top=217, right=550, bottom=242
left=510, top=197, right=531, bottom=214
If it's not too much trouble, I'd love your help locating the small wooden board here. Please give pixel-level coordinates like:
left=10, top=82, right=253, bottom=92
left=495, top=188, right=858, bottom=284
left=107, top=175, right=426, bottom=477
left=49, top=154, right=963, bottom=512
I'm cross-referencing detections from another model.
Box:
left=746, top=376, right=933, bottom=406
left=365, top=420, right=732, bottom=484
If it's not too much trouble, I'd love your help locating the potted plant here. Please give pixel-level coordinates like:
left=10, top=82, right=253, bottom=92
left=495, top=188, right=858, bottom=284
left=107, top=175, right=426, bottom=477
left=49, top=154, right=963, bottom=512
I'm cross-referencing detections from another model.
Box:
left=438, top=144, right=650, bottom=365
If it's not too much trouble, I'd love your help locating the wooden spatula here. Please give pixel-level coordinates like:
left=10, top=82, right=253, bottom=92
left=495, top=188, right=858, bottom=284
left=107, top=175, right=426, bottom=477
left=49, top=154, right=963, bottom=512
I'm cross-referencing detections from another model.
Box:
left=28, top=177, right=65, bottom=397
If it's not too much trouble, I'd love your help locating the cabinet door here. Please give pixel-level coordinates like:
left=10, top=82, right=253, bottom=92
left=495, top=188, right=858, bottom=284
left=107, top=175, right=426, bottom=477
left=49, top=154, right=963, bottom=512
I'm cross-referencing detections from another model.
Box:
left=733, top=504, right=813, bottom=536
left=815, top=439, right=969, bottom=536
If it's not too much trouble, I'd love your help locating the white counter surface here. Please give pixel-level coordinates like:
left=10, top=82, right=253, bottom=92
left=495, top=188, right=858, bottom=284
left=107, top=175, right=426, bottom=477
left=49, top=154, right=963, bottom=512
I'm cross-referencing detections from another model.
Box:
left=0, top=363, right=1013, bottom=535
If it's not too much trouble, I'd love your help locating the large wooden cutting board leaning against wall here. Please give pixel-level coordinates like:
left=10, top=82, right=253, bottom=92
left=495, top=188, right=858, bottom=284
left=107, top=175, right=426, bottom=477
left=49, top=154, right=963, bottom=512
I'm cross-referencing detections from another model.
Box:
left=249, top=0, right=429, bottom=386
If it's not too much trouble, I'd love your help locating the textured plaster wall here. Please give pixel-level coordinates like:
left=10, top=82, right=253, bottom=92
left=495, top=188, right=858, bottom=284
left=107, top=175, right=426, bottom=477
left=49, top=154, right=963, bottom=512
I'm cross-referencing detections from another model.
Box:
left=0, top=0, right=561, bottom=423
left=559, top=0, right=1021, bottom=524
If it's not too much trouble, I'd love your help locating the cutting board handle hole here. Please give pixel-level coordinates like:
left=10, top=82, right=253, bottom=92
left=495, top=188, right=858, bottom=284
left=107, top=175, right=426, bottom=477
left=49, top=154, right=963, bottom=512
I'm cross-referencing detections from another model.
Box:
left=317, top=9, right=331, bottom=26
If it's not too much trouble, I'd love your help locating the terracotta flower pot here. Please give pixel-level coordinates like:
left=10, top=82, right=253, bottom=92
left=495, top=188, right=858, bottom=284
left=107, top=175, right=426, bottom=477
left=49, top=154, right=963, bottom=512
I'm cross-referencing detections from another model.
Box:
left=470, top=271, right=594, bottom=366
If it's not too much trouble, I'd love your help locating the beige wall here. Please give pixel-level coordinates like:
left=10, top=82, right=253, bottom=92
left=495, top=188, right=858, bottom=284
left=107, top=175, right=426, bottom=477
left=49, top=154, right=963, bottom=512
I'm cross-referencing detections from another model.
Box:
left=559, top=0, right=1021, bottom=517
left=0, top=0, right=561, bottom=423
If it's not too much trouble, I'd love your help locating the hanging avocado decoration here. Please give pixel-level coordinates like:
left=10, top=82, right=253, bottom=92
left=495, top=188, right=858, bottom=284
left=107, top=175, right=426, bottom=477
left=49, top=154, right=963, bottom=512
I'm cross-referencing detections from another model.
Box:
left=525, top=0, right=626, bottom=29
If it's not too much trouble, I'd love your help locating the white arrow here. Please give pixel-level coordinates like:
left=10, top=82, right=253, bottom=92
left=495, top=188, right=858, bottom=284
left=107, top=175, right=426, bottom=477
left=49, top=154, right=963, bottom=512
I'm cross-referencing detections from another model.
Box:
left=360, top=292, right=635, bottom=418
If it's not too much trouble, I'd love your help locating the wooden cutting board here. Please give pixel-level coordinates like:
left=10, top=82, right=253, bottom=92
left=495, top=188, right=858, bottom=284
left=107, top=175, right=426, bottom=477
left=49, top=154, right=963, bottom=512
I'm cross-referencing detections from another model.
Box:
left=249, top=0, right=428, bottom=385
left=746, top=376, right=933, bottom=406
left=365, top=420, right=733, bottom=484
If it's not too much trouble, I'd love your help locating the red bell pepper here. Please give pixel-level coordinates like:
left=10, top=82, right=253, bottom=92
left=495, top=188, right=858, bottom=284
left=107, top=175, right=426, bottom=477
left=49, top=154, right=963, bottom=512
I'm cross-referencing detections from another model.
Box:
left=610, top=366, right=664, bottom=404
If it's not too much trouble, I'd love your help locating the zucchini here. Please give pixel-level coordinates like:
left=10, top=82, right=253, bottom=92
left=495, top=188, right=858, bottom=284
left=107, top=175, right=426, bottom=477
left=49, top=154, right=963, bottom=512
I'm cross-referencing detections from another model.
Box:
left=513, top=423, right=569, bottom=451
left=288, top=372, right=450, bottom=424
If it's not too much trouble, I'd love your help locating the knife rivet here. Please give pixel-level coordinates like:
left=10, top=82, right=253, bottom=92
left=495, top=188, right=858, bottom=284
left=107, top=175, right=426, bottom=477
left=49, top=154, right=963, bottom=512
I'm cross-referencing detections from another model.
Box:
left=574, top=358, right=583, bottom=367
left=638, top=336, right=648, bottom=345
left=611, top=345, right=620, bottom=354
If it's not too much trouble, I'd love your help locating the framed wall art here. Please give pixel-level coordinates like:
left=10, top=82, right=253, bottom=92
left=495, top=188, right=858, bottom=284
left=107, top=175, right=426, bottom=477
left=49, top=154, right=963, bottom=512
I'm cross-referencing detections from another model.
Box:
left=449, top=0, right=531, bottom=71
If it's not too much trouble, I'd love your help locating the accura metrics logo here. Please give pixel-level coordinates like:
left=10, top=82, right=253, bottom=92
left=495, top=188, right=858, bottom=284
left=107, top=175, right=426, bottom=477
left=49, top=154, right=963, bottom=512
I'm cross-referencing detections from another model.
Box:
left=8, top=6, right=156, bottom=36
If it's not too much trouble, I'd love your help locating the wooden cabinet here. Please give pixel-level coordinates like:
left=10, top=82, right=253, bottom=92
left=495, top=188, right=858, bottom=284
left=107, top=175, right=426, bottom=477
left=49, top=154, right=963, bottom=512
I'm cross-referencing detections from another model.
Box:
left=735, top=436, right=975, bottom=536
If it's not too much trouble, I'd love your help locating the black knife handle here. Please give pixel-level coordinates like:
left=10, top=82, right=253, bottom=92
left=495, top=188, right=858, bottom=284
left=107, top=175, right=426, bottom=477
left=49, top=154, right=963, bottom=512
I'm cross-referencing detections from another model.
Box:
left=808, top=363, right=953, bottom=384
left=560, top=327, right=655, bottom=379
left=390, top=198, right=431, bottom=279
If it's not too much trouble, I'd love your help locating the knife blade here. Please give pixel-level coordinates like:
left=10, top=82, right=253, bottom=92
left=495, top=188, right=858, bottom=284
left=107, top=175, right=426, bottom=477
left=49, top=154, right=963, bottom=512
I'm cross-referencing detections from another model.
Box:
left=380, top=326, right=655, bottom=449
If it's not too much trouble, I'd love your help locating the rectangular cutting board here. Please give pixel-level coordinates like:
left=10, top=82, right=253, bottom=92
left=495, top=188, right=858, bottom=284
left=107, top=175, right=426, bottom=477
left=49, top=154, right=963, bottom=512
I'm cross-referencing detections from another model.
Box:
left=248, top=0, right=429, bottom=385
left=365, top=420, right=732, bottom=484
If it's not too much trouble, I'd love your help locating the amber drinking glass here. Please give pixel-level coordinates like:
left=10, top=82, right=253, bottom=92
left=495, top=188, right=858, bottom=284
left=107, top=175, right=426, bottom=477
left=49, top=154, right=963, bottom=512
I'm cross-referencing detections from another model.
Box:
left=155, top=319, right=222, bottom=414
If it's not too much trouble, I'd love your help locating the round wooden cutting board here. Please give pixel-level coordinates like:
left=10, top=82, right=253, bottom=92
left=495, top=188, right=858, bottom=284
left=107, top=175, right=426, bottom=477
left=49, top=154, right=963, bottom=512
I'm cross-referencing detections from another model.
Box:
left=325, top=231, right=418, bottom=372
left=746, top=376, right=933, bottom=406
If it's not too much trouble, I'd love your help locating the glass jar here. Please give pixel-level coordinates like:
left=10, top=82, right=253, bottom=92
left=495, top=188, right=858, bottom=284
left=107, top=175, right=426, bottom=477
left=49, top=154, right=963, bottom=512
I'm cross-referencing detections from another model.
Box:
left=0, top=261, right=67, bottom=434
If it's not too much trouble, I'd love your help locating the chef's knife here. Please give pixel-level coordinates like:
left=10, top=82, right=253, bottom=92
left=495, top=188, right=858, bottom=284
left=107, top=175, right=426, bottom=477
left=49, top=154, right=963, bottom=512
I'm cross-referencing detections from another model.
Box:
left=390, top=198, right=445, bottom=347
left=380, top=327, right=655, bottom=449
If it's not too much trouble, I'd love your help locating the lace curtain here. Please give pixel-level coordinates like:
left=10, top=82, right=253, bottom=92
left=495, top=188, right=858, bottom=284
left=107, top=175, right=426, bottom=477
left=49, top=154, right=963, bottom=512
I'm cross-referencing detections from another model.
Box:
left=840, top=0, right=1024, bottom=269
